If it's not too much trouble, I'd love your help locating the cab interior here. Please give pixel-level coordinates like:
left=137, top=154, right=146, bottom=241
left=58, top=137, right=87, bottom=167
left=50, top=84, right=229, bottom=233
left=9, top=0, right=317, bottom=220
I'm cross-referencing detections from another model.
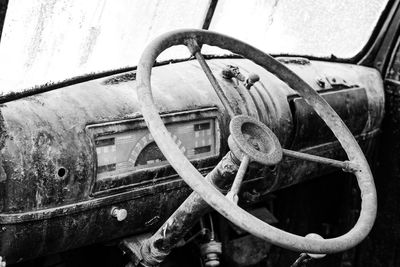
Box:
left=0, top=1, right=399, bottom=267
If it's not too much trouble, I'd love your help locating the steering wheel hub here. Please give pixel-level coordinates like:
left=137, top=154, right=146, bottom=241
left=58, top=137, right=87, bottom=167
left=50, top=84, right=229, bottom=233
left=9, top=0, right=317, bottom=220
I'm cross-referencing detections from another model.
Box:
left=228, top=115, right=282, bottom=165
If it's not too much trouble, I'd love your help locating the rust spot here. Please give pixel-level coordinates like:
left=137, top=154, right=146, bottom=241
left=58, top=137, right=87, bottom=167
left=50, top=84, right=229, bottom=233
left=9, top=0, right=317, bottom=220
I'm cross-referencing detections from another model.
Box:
left=103, top=72, right=136, bottom=85
left=276, top=57, right=310, bottom=65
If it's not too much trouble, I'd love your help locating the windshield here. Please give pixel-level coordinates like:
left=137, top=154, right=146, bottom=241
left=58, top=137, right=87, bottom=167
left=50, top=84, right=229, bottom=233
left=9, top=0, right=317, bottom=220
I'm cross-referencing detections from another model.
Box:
left=0, top=0, right=389, bottom=95
left=209, top=0, right=388, bottom=58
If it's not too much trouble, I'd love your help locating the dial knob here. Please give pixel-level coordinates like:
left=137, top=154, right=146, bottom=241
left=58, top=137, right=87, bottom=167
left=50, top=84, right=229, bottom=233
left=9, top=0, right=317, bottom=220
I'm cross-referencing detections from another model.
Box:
left=111, top=207, right=128, bottom=221
left=245, top=73, right=260, bottom=89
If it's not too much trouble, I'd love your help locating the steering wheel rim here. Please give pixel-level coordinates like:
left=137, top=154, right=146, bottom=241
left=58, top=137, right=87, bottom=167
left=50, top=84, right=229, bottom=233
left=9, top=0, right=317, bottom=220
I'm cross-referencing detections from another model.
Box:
left=136, top=29, right=377, bottom=253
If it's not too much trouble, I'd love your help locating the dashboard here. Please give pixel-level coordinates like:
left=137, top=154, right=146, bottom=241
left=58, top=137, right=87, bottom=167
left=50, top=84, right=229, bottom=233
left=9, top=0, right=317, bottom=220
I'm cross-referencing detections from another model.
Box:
left=0, top=58, right=384, bottom=263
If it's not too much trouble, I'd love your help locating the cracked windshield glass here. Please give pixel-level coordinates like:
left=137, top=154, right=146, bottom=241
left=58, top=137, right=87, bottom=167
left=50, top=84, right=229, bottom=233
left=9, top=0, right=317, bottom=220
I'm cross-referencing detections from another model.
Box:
left=0, top=0, right=388, bottom=95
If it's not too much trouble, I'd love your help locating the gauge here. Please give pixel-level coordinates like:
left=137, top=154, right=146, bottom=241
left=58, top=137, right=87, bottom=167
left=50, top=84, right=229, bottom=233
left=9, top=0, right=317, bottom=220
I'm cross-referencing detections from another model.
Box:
left=95, top=118, right=218, bottom=180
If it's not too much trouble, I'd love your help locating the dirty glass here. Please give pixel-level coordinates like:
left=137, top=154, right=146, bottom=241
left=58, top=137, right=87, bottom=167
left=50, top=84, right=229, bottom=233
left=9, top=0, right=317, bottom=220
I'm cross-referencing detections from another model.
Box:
left=208, top=0, right=388, bottom=58
left=0, top=0, right=208, bottom=94
left=0, top=0, right=389, bottom=94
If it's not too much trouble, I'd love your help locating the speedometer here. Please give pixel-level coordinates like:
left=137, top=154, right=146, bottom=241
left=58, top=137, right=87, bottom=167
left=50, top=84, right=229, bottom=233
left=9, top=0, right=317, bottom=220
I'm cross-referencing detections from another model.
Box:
left=128, top=133, right=186, bottom=168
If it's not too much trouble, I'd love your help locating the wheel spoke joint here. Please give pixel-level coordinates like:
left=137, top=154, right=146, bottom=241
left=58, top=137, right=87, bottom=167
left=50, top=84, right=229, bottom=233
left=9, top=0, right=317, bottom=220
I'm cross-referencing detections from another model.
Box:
left=342, top=161, right=360, bottom=173
left=184, top=38, right=202, bottom=56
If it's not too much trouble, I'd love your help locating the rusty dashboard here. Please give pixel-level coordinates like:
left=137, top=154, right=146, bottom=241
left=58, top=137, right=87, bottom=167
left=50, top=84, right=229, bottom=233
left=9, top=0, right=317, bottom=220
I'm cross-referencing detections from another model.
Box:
left=0, top=58, right=384, bottom=263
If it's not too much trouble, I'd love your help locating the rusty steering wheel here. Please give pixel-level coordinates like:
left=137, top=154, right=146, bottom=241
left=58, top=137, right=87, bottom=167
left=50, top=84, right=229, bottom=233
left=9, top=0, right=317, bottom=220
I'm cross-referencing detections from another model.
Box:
left=136, top=29, right=377, bottom=254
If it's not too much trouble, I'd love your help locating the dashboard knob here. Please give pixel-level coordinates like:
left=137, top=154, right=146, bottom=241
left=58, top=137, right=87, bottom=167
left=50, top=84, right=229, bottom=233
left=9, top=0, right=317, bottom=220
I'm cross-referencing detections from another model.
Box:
left=221, top=65, right=245, bottom=80
left=245, top=73, right=260, bottom=89
left=111, top=207, right=128, bottom=221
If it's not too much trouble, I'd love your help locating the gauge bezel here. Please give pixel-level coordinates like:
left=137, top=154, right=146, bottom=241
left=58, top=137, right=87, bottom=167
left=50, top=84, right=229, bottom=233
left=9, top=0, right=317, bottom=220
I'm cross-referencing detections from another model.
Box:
left=86, top=107, right=221, bottom=196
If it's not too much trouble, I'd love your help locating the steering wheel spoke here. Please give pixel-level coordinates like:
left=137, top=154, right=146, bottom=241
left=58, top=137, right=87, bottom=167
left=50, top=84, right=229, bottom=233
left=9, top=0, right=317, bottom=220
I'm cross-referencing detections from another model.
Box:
left=185, top=38, right=237, bottom=118
left=226, top=155, right=250, bottom=204
left=282, top=149, right=359, bottom=173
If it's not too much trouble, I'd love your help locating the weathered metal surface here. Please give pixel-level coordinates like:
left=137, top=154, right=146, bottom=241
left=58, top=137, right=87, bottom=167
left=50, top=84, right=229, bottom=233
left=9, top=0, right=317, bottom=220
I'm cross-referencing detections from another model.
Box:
left=0, top=61, right=227, bottom=215
left=289, top=87, right=369, bottom=149
left=0, top=58, right=382, bottom=214
left=0, top=100, right=94, bottom=213
left=0, top=50, right=384, bottom=262
left=1, top=184, right=192, bottom=264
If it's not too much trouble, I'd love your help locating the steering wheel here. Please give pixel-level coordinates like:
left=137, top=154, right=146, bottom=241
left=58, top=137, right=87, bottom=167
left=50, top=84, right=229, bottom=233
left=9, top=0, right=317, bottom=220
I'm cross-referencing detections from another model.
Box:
left=136, top=29, right=376, bottom=254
